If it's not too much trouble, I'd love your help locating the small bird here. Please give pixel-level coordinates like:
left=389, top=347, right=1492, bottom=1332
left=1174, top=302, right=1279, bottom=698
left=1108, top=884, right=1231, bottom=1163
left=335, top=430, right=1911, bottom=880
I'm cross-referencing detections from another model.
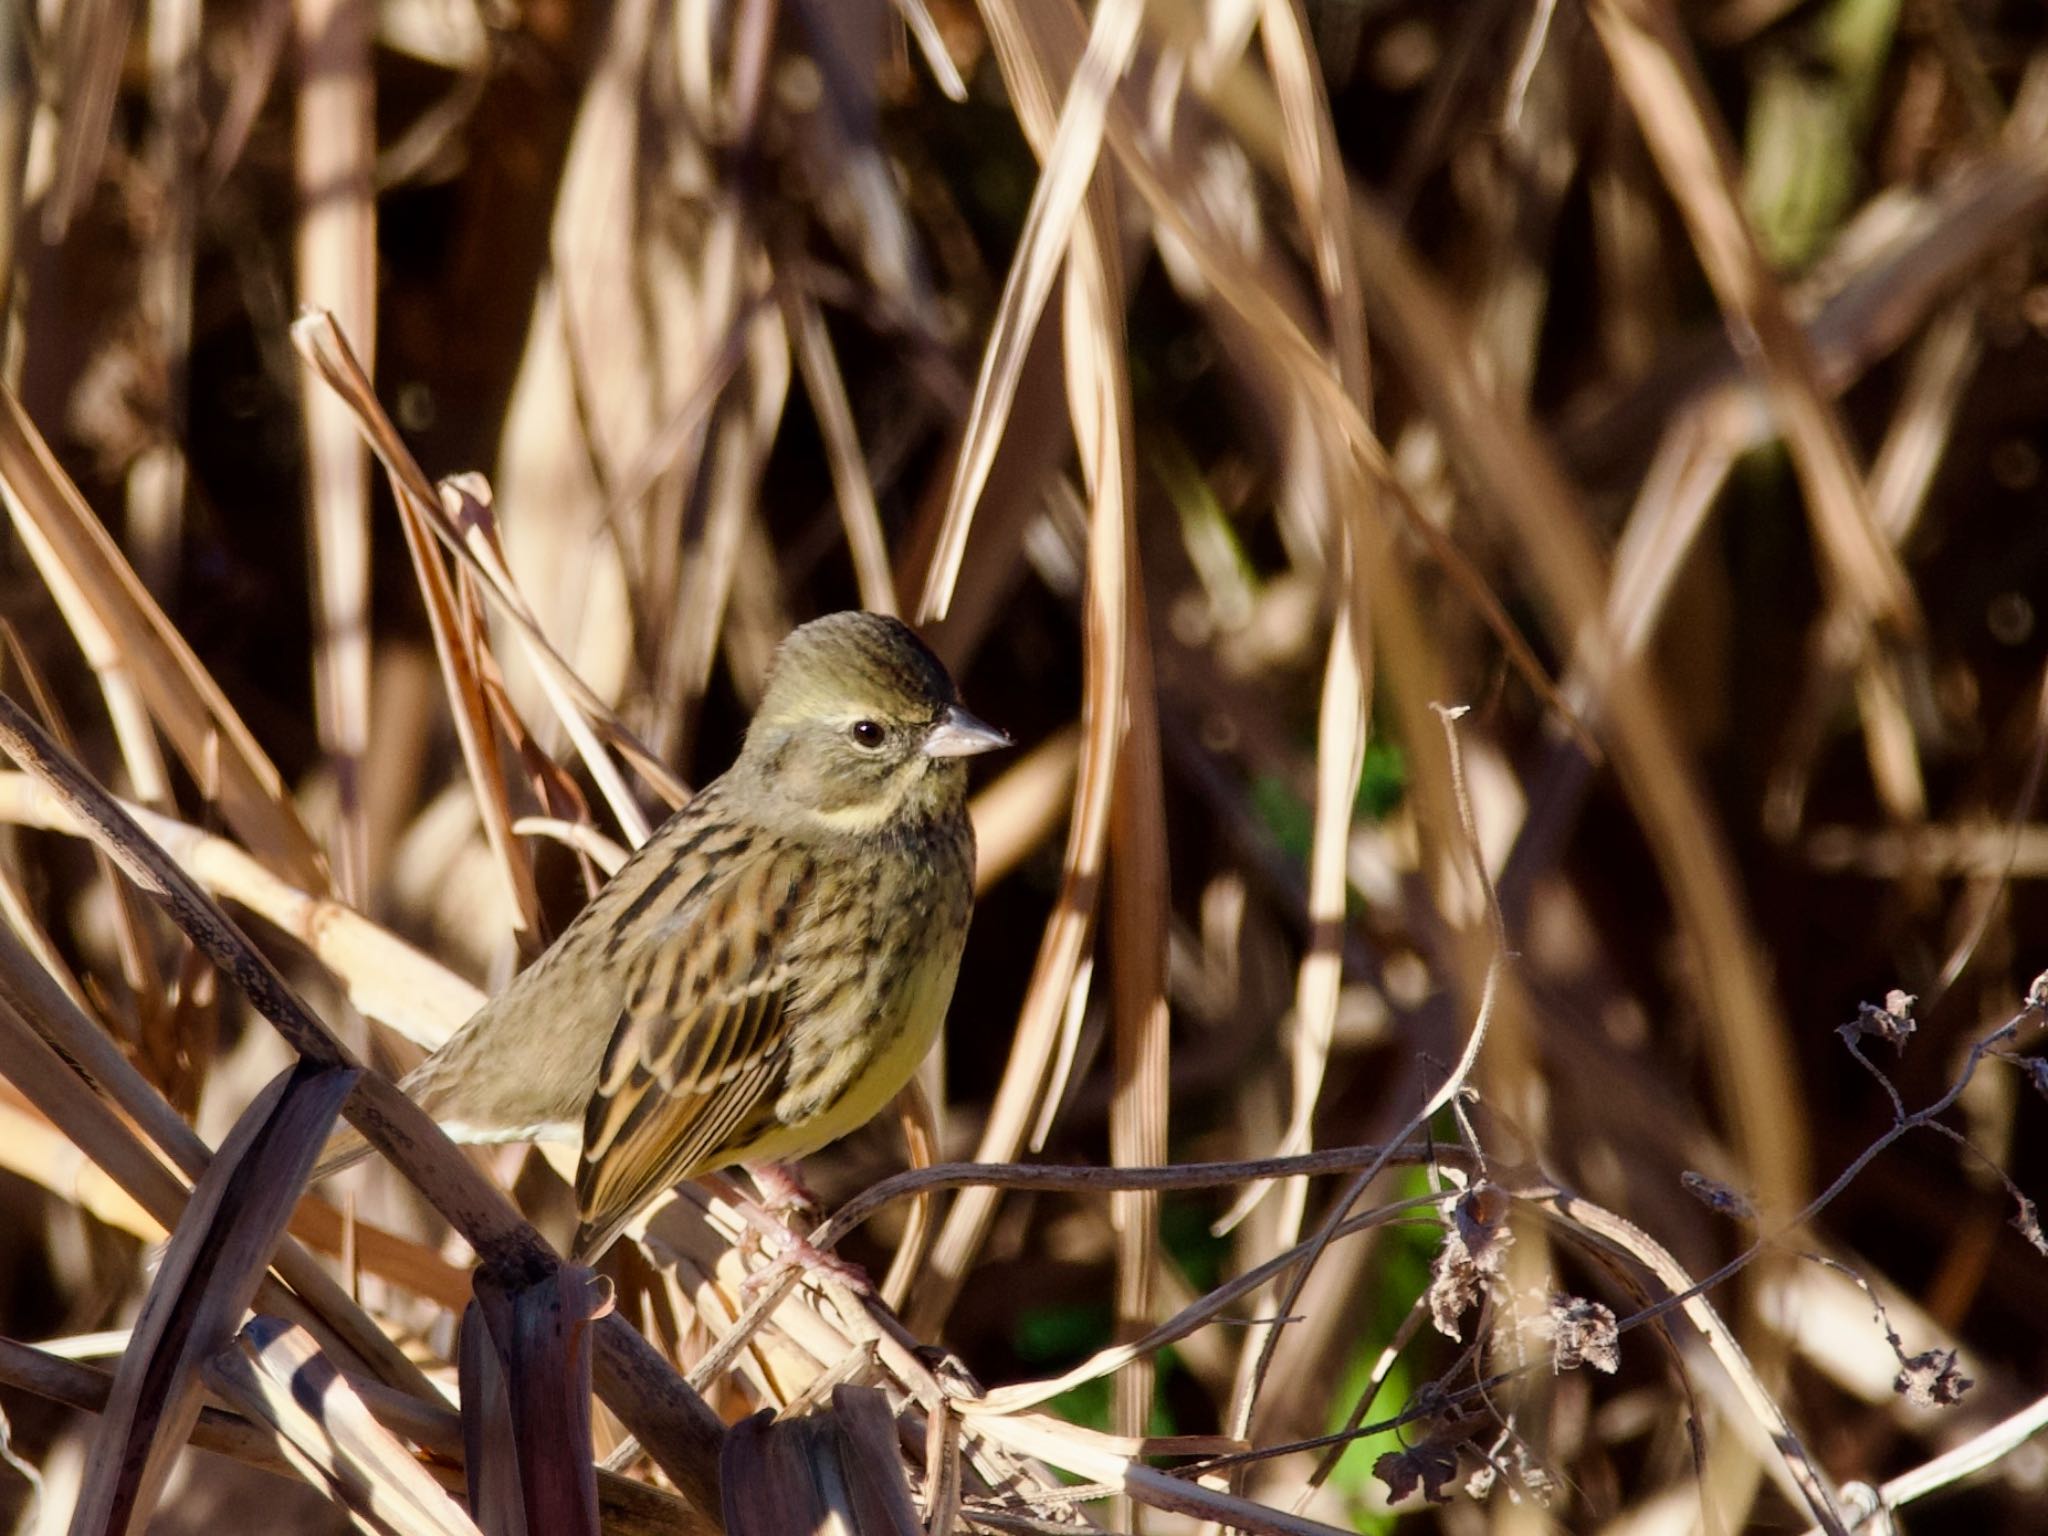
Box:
left=317, top=611, right=1008, bottom=1260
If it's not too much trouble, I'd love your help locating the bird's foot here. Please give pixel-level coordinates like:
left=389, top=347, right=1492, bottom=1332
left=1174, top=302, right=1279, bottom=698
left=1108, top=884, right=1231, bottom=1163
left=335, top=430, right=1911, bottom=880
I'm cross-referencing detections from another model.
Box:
left=739, top=1234, right=873, bottom=1301
left=746, top=1160, right=823, bottom=1224
left=726, top=1169, right=869, bottom=1298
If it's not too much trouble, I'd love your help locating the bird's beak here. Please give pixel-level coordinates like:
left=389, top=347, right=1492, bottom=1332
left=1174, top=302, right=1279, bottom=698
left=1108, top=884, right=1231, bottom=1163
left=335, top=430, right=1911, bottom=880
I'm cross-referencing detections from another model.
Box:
left=923, top=704, right=1012, bottom=759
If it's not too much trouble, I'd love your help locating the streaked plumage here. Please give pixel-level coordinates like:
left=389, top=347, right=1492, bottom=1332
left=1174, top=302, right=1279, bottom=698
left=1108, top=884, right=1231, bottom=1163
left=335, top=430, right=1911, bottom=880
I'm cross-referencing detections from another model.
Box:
left=317, top=612, right=1006, bottom=1259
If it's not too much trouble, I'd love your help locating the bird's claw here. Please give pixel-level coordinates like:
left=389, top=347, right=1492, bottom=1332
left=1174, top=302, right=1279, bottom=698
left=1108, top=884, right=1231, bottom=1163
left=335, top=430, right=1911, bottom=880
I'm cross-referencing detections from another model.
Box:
left=740, top=1236, right=872, bottom=1301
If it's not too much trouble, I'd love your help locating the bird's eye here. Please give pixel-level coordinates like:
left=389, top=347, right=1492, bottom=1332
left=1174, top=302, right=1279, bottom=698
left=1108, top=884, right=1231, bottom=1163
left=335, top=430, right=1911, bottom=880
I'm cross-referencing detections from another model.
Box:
left=849, top=719, right=886, bottom=749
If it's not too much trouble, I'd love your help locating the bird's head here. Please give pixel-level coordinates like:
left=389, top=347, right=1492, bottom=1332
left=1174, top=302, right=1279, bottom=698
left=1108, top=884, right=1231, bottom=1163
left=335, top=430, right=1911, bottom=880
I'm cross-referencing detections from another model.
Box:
left=737, top=612, right=1009, bottom=832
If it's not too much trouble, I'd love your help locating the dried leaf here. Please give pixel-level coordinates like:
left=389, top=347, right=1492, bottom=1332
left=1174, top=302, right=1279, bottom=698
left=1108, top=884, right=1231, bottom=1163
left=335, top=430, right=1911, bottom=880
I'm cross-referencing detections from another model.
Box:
left=71, top=1059, right=359, bottom=1534
left=1894, top=1348, right=1972, bottom=1408
left=465, top=1262, right=614, bottom=1536
left=1840, top=989, right=1917, bottom=1052
left=1375, top=1437, right=1460, bottom=1506
left=1533, top=1294, right=1620, bottom=1375
left=1428, top=1185, right=1513, bottom=1340
left=203, top=1317, right=480, bottom=1536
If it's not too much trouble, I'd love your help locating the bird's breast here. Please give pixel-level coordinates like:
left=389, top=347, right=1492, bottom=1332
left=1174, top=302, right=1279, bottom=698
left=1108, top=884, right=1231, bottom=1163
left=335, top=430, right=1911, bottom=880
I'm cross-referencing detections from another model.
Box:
left=762, top=811, right=975, bottom=1158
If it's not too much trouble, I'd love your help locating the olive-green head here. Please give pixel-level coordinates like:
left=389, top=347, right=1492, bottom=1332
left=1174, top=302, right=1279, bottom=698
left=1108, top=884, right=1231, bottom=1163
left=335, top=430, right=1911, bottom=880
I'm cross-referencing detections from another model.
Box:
left=736, top=612, right=1009, bottom=828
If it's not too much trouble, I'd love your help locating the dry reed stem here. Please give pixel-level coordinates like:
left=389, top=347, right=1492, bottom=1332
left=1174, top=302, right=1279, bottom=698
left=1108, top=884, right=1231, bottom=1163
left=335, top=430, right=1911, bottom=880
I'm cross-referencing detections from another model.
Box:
left=783, top=282, right=900, bottom=617
left=0, top=1337, right=301, bottom=1481
left=0, top=771, right=484, bottom=1047
left=291, top=313, right=687, bottom=809
left=69, top=1057, right=359, bottom=1535
left=0, top=386, right=327, bottom=885
left=41, top=0, right=131, bottom=238
left=911, top=0, right=1142, bottom=1335
left=913, top=0, right=1140, bottom=625
left=295, top=0, right=377, bottom=902
left=0, top=923, right=439, bottom=1394
left=0, top=628, right=167, bottom=1040
left=1584, top=0, right=1919, bottom=640
left=204, top=1317, right=481, bottom=1536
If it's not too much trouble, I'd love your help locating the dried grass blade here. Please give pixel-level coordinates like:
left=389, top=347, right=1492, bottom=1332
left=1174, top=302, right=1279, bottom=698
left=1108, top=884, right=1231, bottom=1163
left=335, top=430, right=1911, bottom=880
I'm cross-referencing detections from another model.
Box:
left=467, top=1264, right=610, bottom=1536
left=784, top=282, right=899, bottom=615
left=1337, top=162, right=1842, bottom=1531
left=295, top=0, right=379, bottom=900
left=832, top=1386, right=926, bottom=1536
left=1070, top=196, right=1166, bottom=1498
left=0, top=854, right=92, bottom=1020
left=965, top=1411, right=1345, bottom=1536
left=0, top=1337, right=298, bottom=1481
left=921, top=1398, right=961, bottom=1536
left=0, top=626, right=164, bottom=1025
left=1584, top=0, right=1919, bottom=638
left=0, top=925, right=442, bottom=1396
left=289, top=313, right=686, bottom=810
left=1256, top=0, right=1369, bottom=404
left=203, top=1317, right=481, bottom=1536
left=890, top=0, right=967, bottom=101
left=1207, top=0, right=1374, bottom=1245
left=1078, top=35, right=1583, bottom=748
left=1023, top=5, right=1163, bottom=1479
left=967, top=723, right=1080, bottom=893
left=41, top=0, right=133, bottom=238
left=878, top=1080, right=939, bottom=1312
left=0, top=386, right=327, bottom=885
left=1868, top=298, right=1980, bottom=544
left=0, top=1088, right=161, bottom=1242
left=447, top=476, right=652, bottom=853
left=909, top=0, right=1135, bottom=1334
left=914, top=0, right=1143, bottom=621
left=279, top=1199, right=473, bottom=1312
left=130, top=0, right=201, bottom=600
left=3, top=504, right=174, bottom=810
left=1585, top=0, right=1931, bottom=831
left=68, top=1057, right=360, bottom=1536
left=0, top=11, right=21, bottom=312
left=1341, top=190, right=1812, bottom=1210
left=0, top=770, right=484, bottom=1049
left=387, top=433, right=545, bottom=939
left=666, top=292, right=792, bottom=737
left=1213, top=609, right=1364, bottom=1251
left=1598, top=404, right=1745, bottom=672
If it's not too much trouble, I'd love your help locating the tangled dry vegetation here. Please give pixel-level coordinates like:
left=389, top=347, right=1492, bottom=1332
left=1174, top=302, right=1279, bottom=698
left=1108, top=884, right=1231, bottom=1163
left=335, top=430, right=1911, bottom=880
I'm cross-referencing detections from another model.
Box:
left=1, top=0, right=2046, bottom=1531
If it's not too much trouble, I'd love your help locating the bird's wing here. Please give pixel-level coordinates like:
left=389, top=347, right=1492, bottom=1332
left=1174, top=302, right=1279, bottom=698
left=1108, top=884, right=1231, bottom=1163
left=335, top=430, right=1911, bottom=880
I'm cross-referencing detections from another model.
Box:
left=574, top=837, right=819, bottom=1255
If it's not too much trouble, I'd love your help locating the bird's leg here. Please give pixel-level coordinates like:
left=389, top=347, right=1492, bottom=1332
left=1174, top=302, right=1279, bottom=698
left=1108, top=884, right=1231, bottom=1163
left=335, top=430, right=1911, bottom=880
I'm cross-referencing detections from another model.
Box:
left=723, top=1163, right=872, bottom=1297
left=747, top=1161, right=823, bottom=1225
left=728, top=1161, right=817, bottom=1265
left=737, top=1226, right=873, bottom=1300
